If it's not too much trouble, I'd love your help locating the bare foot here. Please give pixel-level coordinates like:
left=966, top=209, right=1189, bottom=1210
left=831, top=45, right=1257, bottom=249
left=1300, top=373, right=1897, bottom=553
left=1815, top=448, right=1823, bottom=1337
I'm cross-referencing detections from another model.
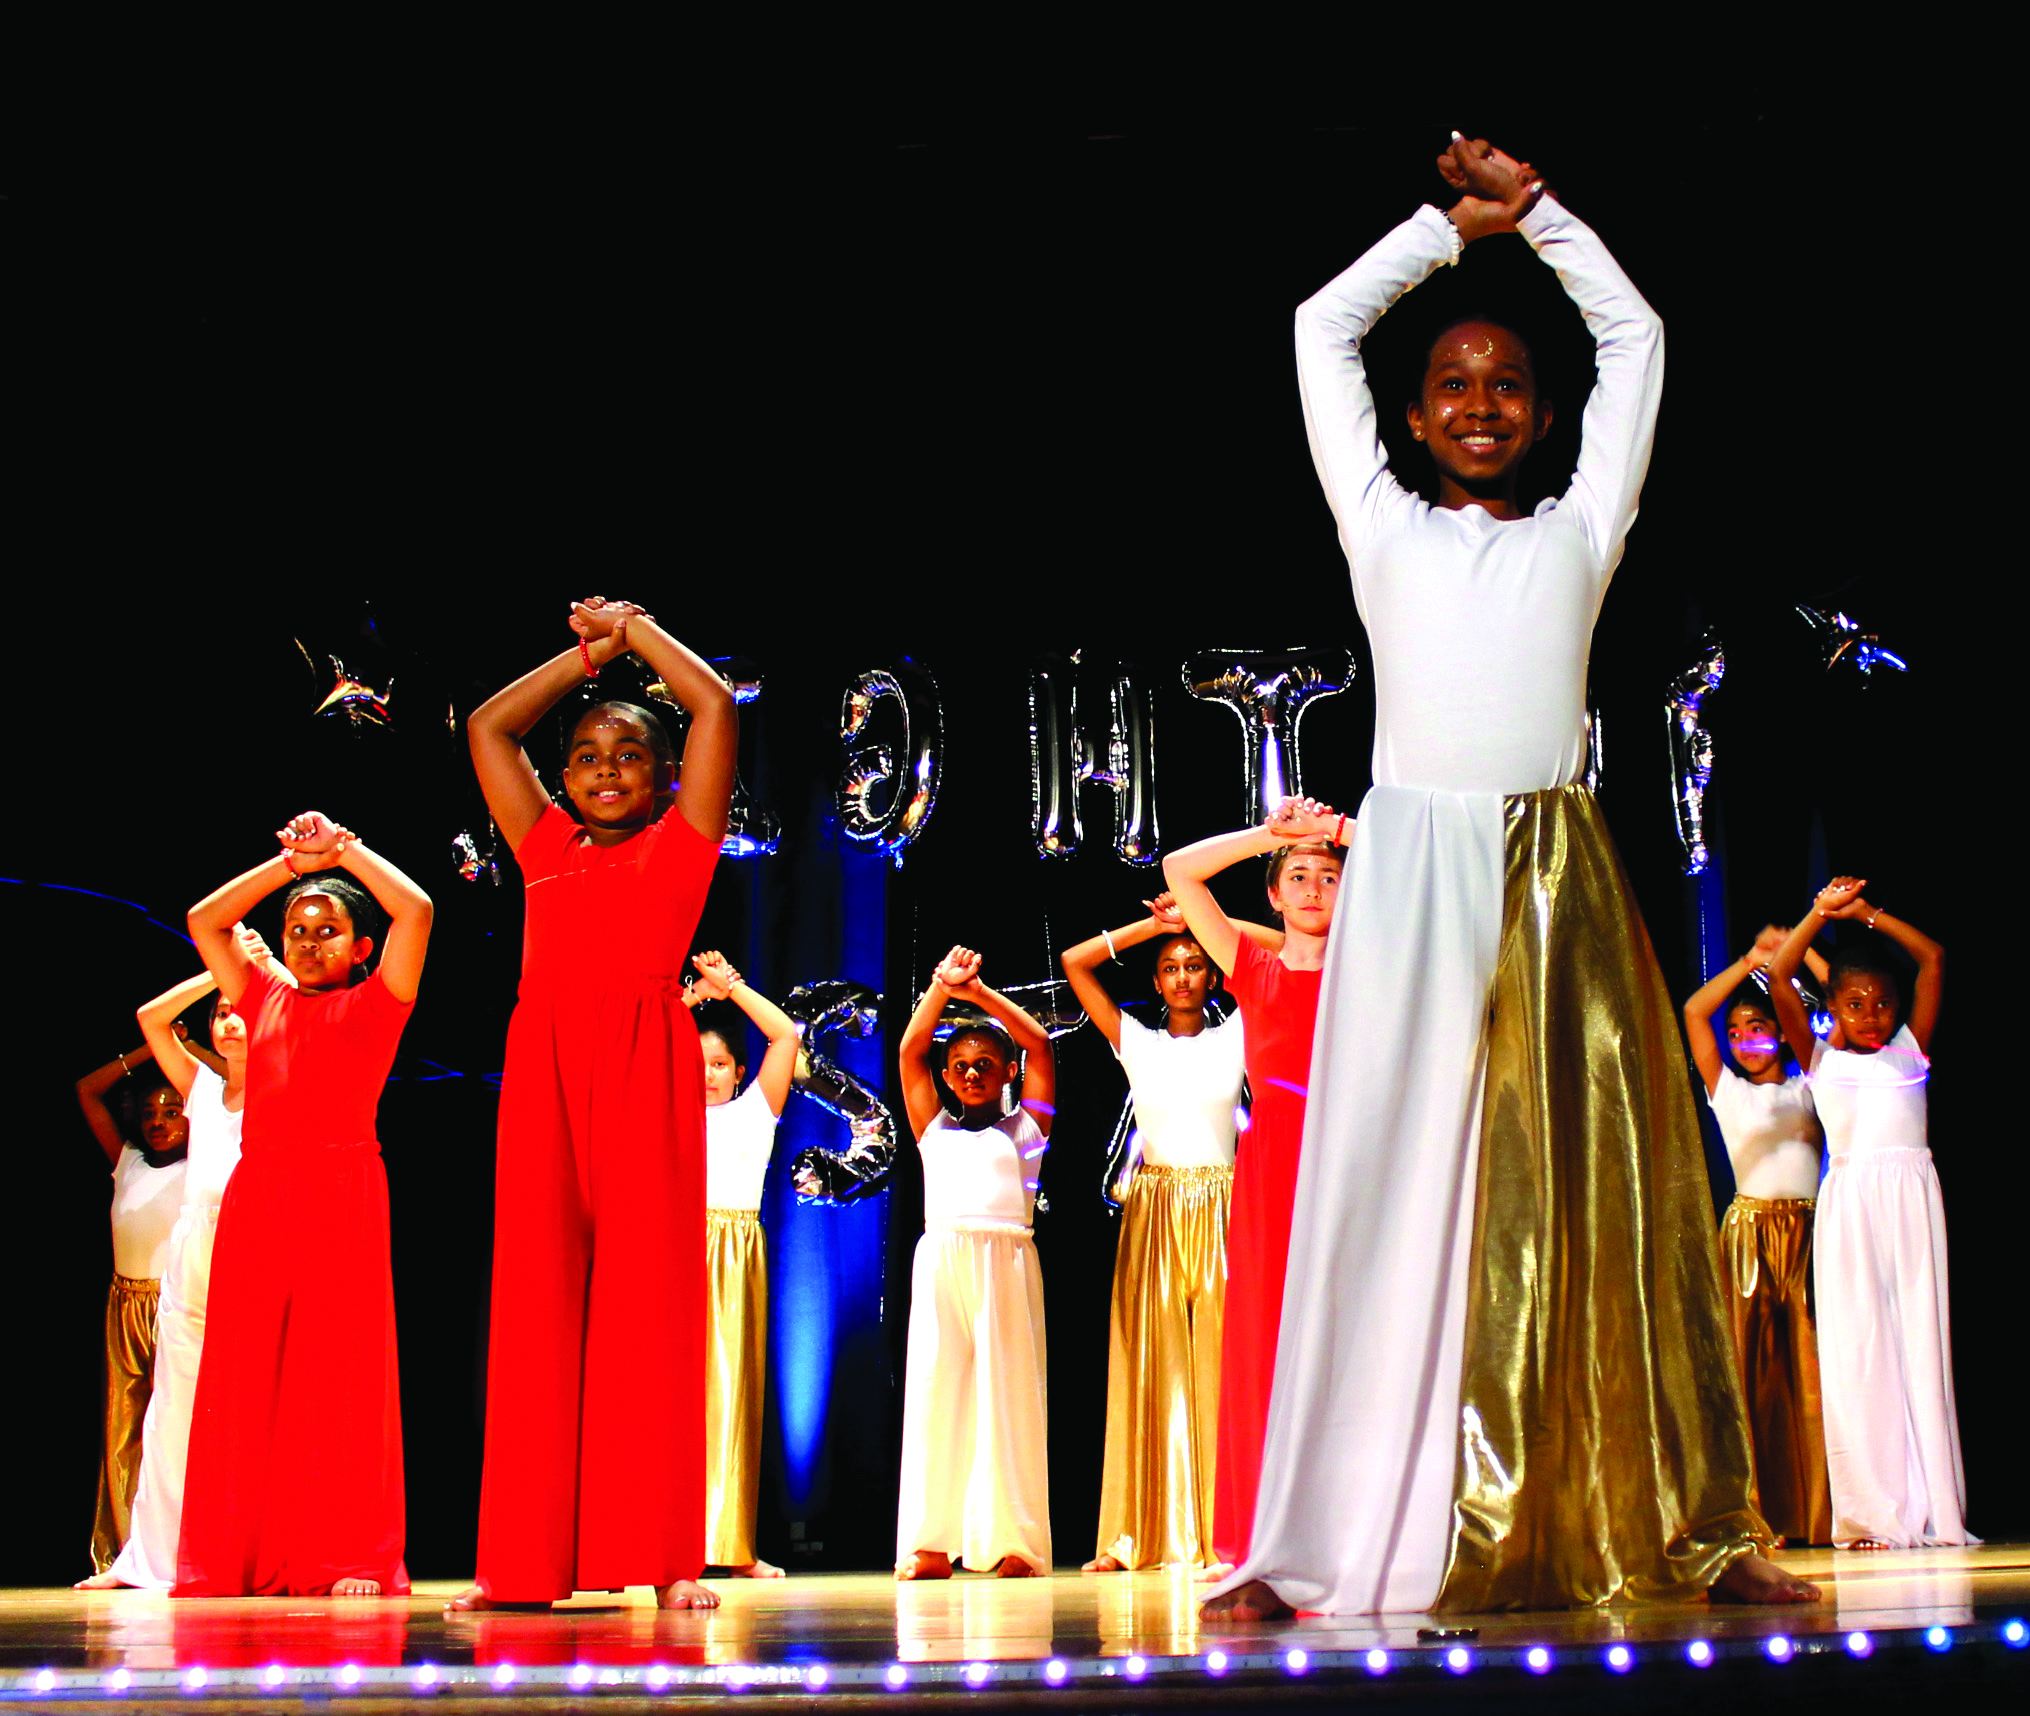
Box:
left=1710, top=1554, right=1820, bottom=1604
left=1193, top=1561, right=1236, bottom=1584
left=1845, top=1538, right=1894, bottom=1551
left=1081, top=1553, right=1127, bottom=1573
left=73, top=1571, right=131, bottom=1590
left=1199, top=1579, right=1293, bottom=1623
left=656, top=1580, right=720, bottom=1610
left=331, top=1578, right=382, bottom=1597
left=728, top=1560, right=786, bottom=1579
left=896, top=1550, right=952, bottom=1581
left=445, top=1584, right=492, bottom=1611
left=996, top=1557, right=1040, bottom=1578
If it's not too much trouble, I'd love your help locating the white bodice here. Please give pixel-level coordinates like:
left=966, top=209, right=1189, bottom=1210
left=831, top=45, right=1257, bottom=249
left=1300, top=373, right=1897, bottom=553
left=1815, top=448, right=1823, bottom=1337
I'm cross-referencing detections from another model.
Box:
left=706, top=1080, right=780, bottom=1212
left=919, top=1108, right=1047, bottom=1228
left=180, top=1066, right=245, bottom=1213
left=111, top=1145, right=185, bottom=1279
left=1707, top=1066, right=1822, bottom=1199
left=1115, top=1013, right=1245, bottom=1168
left=1811, top=1027, right=1930, bottom=1160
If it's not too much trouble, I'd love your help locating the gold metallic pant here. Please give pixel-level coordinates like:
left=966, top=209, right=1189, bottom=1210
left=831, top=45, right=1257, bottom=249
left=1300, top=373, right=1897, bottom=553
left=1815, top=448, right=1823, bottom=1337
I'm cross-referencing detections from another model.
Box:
left=91, top=1275, right=159, bottom=1574
left=1720, top=1196, right=1830, bottom=1544
left=1440, top=787, right=1771, bottom=1609
left=1095, top=1164, right=1231, bottom=1569
left=705, top=1209, right=767, bottom=1568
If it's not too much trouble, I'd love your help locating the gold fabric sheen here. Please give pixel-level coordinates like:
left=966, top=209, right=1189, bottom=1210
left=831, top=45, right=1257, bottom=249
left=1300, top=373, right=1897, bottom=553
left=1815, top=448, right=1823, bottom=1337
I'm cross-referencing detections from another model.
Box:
left=91, top=1274, right=159, bottom=1574
left=1094, top=1164, right=1231, bottom=1569
left=1438, top=786, right=1771, bottom=1610
left=705, top=1209, right=767, bottom=1568
left=1720, top=1196, right=1831, bottom=1545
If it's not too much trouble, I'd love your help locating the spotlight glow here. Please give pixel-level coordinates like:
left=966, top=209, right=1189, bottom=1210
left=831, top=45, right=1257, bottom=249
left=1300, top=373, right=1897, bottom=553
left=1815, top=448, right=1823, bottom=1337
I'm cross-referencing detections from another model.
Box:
left=415, top=1664, right=441, bottom=1687
left=1926, top=1626, right=1952, bottom=1653
left=647, top=1666, right=670, bottom=1689
left=805, top=1665, right=830, bottom=1688
left=1126, top=1655, right=1148, bottom=1679
left=1526, top=1645, right=1552, bottom=1673
left=964, top=1663, right=990, bottom=1687
left=1687, top=1640, right=1714, bottom=1666
left=2003, top=1619, right=2028, bottom=1648
left=34, top=1671, right=56, bottom=1692
left=1206, top=1650, right=1228, bottom=1675
left=1765, top=1635, right=1793, bottom=1663
left=1447, top=1646, right=1472, bottom=1674
left=106, top=1668, right=132, bottom=1692
left=1847, top=1632, right=1873, bottom=1657
left=569, top=1664, right=594, bottom=1688
left=338, top=1663, right=362, bottom=1687
left=1285, top=1649, right=1308, bottom=1674
left=1605, top=1644, right=1632, bottom=1674
left=885, top=1665, right=908, bottom=1689
left=184, top=1667, right=208, bottom=1690
left=493, top=1663, right=517, bottom=1688
left=263, top=1665, right=287, bottom=1688
left=1045, top=1659, right=1068, bottom=1684
left=1365, top=1648, right=1390, bottom=1675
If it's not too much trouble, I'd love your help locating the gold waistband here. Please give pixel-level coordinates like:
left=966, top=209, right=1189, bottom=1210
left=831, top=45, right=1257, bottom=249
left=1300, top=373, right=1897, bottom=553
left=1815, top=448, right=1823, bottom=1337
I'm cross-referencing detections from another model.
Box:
left=707, top=1206, right=762, bottom=1226
left=1133, top=1163, right=1235, bottom=1182
left=1728, top=1195, right=1816, bottom=1214
left=109, top=1274, right=159, bottom=1294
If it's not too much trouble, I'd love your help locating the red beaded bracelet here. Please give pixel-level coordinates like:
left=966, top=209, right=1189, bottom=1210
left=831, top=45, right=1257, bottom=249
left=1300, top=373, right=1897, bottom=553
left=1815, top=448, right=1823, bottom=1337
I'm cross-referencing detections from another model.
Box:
left=578, top=636, right=600, bottom=678
left=1333, top=813, right=1347, bottom=846
left=282, top=849, right=301, bottom=878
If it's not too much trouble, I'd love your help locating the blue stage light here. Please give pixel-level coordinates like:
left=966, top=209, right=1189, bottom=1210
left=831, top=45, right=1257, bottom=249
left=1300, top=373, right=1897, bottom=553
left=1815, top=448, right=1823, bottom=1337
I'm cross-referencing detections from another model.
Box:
left=415, top=1664, right=441, bottom=1687
left=965, top=1663, right=991, bottom=1687
left=492, top=1664, right=517, bottom=1688
left=264, top=1665, right=287, bottom=1687
left=647, top=1666, right=671, bottom=1689
left=1205, top=1651, right=1228, bottom=1675
left=2003, top=1619, right=2028, bottom=1648
left=1525, top=1646, right=1552, bottom=1674
left=1365, top=1648, right=1390, bottom=1675
left=34, top=1671, right=56, bottom=1693
left=1044, top=1659, right=1068, bottom=1684
left=1605, top=1644, right=1632, bottom=1673
left=1686, top=1640, right=1713, bottom=1667
left=1765, top=1636, right=1793, bottom=1663
left=805, top=1665, right=830, bottom=1689
left=184, top=1667, right=208, bottom=1690
left=1447, top=1646, right=1472, bottom=1674
left=105, top=1668, right=132, bottom=1692
left=1845, top=1632, right=1872, bottom=1658
left=1125, top=1656, right=1148, bottom=1679
left=338, top=1663, right=362, bottom=1687
left=1285, top=1649, right=1308, bottom=1675
left=569, top=1664, right=594, bottom=1688
left=885, top=1665, right=908, bottom=1689
left=1926, top=1626, right=1952, bottom=1653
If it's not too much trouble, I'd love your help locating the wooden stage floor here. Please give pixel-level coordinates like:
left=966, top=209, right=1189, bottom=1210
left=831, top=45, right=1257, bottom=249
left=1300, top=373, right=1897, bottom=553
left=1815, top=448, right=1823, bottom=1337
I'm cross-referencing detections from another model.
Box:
left=4, top=1546, right=2028, bottom=1708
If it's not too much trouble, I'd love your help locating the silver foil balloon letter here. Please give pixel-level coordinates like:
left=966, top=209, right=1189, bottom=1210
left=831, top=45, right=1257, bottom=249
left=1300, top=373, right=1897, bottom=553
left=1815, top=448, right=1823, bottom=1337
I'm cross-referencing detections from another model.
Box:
left=1182, top=647, right=1354, bottom=824
left=1027, top=656, right=1159, bottom=866
left=645, top=658, right=781, bottom=857
left=1665, top=631, right=1725, bottom=876
left=837, top=661, right=943, bottom=868
left=1795, top=605, right=1909, bottom=682
left=782, top=978, right=898, bottom=1205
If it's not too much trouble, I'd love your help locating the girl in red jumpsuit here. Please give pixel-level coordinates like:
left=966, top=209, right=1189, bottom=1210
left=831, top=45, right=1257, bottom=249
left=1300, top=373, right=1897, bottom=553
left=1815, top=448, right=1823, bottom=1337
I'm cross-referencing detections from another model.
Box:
left=1164, top=796, right=1345, bottom=1574
left=454, top=598, right=736, bottom=1611
left=176, top=814, right=433, bottom=1596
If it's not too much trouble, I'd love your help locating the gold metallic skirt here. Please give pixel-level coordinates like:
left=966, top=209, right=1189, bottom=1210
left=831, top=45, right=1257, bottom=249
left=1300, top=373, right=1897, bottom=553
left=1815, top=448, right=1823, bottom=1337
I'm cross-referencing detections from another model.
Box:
left=92, top=1274, right=159, bottom=1574
left=1095, top=1164, right=1231, bottom=1569
left=705, top=1208, right=767, bottom=1568
left=1439, top=786, right=1771, bottom=1609
left=1719, top=1196, right=1830, bottom=1545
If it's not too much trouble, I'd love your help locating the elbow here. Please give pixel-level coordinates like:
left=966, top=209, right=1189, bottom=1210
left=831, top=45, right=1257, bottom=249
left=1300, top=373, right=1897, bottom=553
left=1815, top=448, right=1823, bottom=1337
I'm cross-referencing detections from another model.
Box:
left=1161, top=854, right=1184, bottom=888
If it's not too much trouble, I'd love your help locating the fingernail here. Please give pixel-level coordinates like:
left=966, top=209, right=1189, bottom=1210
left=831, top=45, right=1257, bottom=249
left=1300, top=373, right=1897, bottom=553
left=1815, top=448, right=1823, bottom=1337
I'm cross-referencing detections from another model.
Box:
left=1450, top=130, right=1462, bottom=141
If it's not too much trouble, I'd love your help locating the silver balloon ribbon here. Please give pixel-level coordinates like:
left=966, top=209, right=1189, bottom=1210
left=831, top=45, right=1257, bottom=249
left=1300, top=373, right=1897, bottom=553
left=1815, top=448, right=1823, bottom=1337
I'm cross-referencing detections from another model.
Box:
left=782, top=977, right=897, bottom=1205
left=837, top=660, right=943, bottom=868
left=1795, top=605, right=1909, bottom=681
left=1182, top=646, right=1355, bottom=824
left=1665, top=630, right=1725, bottom=875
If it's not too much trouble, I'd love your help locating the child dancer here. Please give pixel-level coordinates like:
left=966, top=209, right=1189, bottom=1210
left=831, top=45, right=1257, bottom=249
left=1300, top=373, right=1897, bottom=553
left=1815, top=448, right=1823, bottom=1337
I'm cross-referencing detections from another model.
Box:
left=1063, top=893, right=1246, bottom=1573
left=1164, top=800, right=1342, bottom=1576
left=176, top=815, right=432, bottom=1597
left=1765, top=879, right=1969, bottom=1549
left=689, top=950, right=800, bottom=1579
left=81, top=937, right=272, bottom=1588
left=895, top=946, right=1056, bottom=1580
left=1205, top=135, right=1809, bottom=1620
left=73, top=1045, right=189, bottom=1574
left=1684, top=925, right=1832, bottom=1545
left=456, top=598, right=736, bottom=1612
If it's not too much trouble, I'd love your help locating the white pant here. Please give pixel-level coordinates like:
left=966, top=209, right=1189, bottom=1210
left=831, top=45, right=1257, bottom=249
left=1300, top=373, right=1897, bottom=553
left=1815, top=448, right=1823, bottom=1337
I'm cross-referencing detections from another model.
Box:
left=109, top=1205, right=221, bottom=1588
left=895, top=1226, right=1050, bottom=1573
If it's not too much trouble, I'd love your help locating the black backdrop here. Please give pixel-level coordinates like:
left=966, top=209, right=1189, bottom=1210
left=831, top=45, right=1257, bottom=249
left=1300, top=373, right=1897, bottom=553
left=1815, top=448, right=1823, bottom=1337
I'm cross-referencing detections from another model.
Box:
left=9, top=85, right=1995, bottom=1585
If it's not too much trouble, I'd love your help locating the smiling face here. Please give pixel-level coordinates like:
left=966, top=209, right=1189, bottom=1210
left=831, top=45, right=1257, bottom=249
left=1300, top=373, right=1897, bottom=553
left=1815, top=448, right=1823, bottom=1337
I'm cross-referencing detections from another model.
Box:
left=137, top=1084, right=189, bottom=1153
left=1151, top=935, right=1216, bottom=1025
left=1830, top=971, right=1900, bottom=1053
left=210, top=993, right=248, bottom=1061
left=1407, top=319, right=1551, bottom=500
left=281, top=891, right=371, bottom=992
left=1267, top=845, right=1342, bottom=938
left=701, top=1031, right=744, bottom=1107
left=563, top=709, right=673, bottom=840
left=1724, top=998, right=1786, bottom=1081
left=942, top=1031, right=1013, bottom=1114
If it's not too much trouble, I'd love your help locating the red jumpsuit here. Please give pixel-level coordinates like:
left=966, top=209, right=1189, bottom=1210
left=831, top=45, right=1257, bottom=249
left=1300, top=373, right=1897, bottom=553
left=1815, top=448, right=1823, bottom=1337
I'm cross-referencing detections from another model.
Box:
left=175, top=964, right=413, bottom=1596
left=1213, top=937, right=1322, bottom=1568
left=474, top=803, right=717, bottom=1599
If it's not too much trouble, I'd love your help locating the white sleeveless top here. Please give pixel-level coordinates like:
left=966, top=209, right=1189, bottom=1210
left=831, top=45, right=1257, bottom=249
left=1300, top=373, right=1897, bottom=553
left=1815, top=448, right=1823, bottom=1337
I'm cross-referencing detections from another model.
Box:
left=111, top=1145, right=185, bottom=1279
left=706, top=1081, right=779, bottom=1212
left=1705, top=1066, right=1821, bottom=1199
left=180, top=1066, right=246, bottom=1213
left=1114, top=1014, right=1245, bottom=1168
left=919, top=1108, right=1047, bottom=1228
left=1810, top=1026, right=1930, bottom=1159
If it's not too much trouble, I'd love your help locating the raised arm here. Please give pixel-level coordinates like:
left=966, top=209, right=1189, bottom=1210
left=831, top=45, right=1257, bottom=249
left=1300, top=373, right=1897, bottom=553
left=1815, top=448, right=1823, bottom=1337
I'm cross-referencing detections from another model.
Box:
left=1060, top=896, right=1182, bottom=1051
left=137, top=973, right=219, bottom=1101
left=1162, top=798, right=1344, bottom=975
left=275, top=813, right=435, bottom=1005
left=898, top=970, right=956, bottom=1143
left=75, top=1048, right=154, bottom=1167
left=468, top=605, right=641, bottom=852
left=190, top=856, right=296, bottom=1004
left=574, top=603, right=738, bottom=848
left=1765, top=896, right=1844, bottom=1069
left=1682, top=927, right=1788, bottom=1097
left=958, top=975, right=1055, bottom=1137
left=695, top=953, right=801, bottom=1117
